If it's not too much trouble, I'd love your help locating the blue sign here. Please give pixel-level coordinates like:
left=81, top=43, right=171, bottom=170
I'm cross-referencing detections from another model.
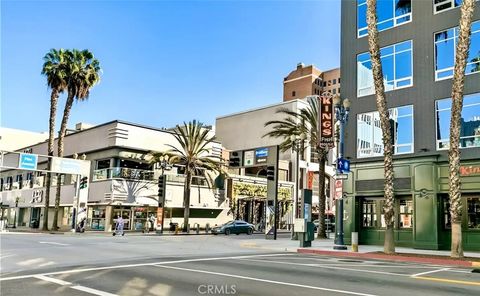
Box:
left=337, top=158, right=350, bottom=173
left=18, top=153, right=38, bottom=170
left=255, top=147, right=269, bottom=164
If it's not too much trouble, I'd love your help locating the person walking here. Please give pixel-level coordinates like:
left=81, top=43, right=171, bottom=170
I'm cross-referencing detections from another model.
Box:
left=113, top=215, right=125, bottom=236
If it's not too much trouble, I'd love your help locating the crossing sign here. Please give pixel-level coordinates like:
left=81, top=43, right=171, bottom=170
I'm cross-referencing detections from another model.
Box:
left=337, top=157, right=350, bottom=173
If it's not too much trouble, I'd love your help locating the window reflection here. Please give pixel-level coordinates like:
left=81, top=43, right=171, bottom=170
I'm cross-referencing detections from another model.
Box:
left=357, top=105, right=413, bottom=158
left=434, top=0, right=464, bottom=14
left=468, top=197, right=480, bottom=229
left=357, top=40, right=412, bottom=97
left=435, top=21, right=480, bottom=80
left=436, top=93, right=480, bottom=149
left=357, top=0, right=412, bottom=38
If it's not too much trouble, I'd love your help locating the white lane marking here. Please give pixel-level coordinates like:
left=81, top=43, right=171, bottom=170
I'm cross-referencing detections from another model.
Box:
left=0, top=253, right=289, bottom=281
left=34, top=275, right=71, bottom=286
left=446, top=269, right=474, bottom=274
left=237, top=258, right=409, bottom=277
left=0, top=254, right=16, bottom=260
left=153, top=264, right=378, bottom=296
left=411, top=268, right=450, bottom=277
left=39, top=241, right=69, bottom=246
left=71, top=285, right=118, bottom=296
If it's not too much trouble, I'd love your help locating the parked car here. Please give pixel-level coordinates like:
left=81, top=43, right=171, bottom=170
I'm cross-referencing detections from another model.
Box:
left=212, top=220, right=254, bottom=235
left=313, top=218, right=335, bottom=233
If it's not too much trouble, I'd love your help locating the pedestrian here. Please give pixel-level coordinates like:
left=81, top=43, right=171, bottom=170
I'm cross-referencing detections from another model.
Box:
left=113, top=215, right=125, bottom=236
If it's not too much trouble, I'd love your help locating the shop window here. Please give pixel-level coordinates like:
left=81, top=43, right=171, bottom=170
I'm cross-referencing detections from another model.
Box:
left=443, top=199, right=452, bottom=229
left=436, top=93, right=480, bottom=150
left=357, top=40, right=413, bottom=97
left=357, top=0, right=412, bottom=38
left=398, top=199, right=413, bottom=228
left=96, top=159, right=111, bottom=170
left=90, top=207, right=106, bottom=230
left=434, top=21, right=480, bottom=80
left=357, top=105, right=414, bottom=157
left=467, top=197, right=480, bottom=229
left=362, top=200, right=377, bottom=227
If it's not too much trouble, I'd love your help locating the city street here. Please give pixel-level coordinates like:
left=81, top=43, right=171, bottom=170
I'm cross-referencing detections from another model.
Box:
left=1, top=233, right=479, bottom=295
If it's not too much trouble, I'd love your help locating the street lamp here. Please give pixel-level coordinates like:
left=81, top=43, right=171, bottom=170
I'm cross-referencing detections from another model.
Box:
left=157, top=155, right=172, bottom=234
left=333, top=95, right=350, bottom=250
left=290, top=133, right=307, bottom=239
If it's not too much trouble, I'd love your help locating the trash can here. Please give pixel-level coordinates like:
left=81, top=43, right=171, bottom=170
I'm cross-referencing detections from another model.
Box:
left=169, top=222, right=178, bottom=232
left=30, top=219, right=39, bottom=229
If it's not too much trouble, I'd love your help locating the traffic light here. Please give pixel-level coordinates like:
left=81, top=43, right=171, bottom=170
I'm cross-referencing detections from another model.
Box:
left=158, top=175, right=166, bottom=206
left=79, top=177, right=88, bottom=189
left=229, top=151, right=241, bottom=167
left=266, top=166, right=275, bottom=181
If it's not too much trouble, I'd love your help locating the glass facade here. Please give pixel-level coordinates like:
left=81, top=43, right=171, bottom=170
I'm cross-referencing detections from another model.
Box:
left=436, top=92, right=480, bottom=149
left=357, top=40, right=413, bottom=97
left=468, top=197, right=480, bottom=229
left=357, top=105, right=414, bottom=158
left=357, top=0, right=412, bottom=38
left=434, top=20, right=480, bottom=80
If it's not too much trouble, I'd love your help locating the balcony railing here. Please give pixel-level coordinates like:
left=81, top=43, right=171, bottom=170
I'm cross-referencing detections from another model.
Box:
left=93, top=167, right=154, bottom=181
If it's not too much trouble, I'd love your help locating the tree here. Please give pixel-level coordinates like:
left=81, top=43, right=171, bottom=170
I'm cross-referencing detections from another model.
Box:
left=366, top=0, right=395, bottom=254
left=150, top=120, right=225, bottom=232
left=41, top=49, right=69, bottom=231
left=264, top=96, right=329, bottom=239
left=52, top=49, right=101, bottom=230
left=448, top=0, right=477, bottom=258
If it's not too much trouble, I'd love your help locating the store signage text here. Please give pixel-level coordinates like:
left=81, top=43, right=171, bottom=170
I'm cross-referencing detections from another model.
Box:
left=460, top=165, right=480, bottom=176
left=320, top=95, right=334, bottom=147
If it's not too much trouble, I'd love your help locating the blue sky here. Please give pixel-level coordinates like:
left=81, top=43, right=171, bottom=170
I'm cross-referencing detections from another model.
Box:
left=1, top=0, right=340, bottom=132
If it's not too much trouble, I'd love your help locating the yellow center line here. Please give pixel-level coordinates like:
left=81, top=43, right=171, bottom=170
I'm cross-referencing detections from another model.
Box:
left=413, top=276, right=480, bottom=286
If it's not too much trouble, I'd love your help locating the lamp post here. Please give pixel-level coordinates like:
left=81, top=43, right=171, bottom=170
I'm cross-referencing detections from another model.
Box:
left=333, top=95, right=350, bottom=250
left=290, top=133, right=306, bottom=239
left=157, top=155, right=171, bottom=234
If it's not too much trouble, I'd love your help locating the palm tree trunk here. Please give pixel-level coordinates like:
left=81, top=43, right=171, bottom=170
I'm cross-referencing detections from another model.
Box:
left=366, top=0, right=395, bottom=254
left=449, top=0, right=476, bottom=258
left=42, top=89, right=59, bottom=231
left=183, top=170, right=192, bottom=232
left=52, top=90, right=75, bottom=230
left=317, top=149, right=327, bottom=239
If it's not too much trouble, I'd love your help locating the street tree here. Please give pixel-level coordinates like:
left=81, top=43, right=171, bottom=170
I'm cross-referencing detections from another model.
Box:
left=448, top=0, right=477, bottom=258
left=52, top=49, right=101, bottom=230
left=41, top=49, right=69, bottom=231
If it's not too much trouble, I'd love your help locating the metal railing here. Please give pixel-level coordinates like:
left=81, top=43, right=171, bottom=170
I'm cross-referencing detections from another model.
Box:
left=93, top=167, right=155, bottom=181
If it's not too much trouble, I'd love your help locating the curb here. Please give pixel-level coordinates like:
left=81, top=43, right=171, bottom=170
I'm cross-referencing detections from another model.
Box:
left=297, top=248, right=480, bottom=267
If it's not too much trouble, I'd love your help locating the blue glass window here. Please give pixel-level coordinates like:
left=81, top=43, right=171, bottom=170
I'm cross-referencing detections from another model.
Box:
left=435, top=21, right=480, bottom=80
left=357, top=40, right=413, bottom=97
left=357, top=0, right=412, bottom=38
left=436, top=93, right=480, bottom=149
left=357, top=105, right=414, bottom=158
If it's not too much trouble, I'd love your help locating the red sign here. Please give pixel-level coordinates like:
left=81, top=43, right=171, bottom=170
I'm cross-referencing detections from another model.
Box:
left=307, top=171, right=314, bottom=190
left=320, top=95, right=334, bottom=148
left=334, top=179, right=343, bottom=200
left=460, top=165, right=480, bottom=176
left=156, top=207, right=164, bottom=229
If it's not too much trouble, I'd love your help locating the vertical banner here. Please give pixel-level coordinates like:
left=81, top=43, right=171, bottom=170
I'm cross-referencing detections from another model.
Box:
left=319, top=95, right=334, bottom=148
left=157, top=207, right=164, bottom=230
left=307, top=171, right=314, bottom=190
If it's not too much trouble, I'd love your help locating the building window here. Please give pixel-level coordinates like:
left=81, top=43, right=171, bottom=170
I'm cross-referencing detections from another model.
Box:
left=434, top=0, right=463, bottom=14
left=338, top=88, right=341, bottom=94
left=16, top=174, right=23, bottom=189
left=338, top=77, right=341, bottom=83
left=357, top=0, right=412, bottom=38
left=436, top=93, right=480, bottom=150
left=323, top=81, right=327, bottom=87
left=467, top=197, right=480, bottom=229
left=357, top=40, right=413, bottom=97
left=333, top=79, right=337, bottom=84
left=434, top=21, right=480, bottom=80
left=0, top=178, right=3, bottom=192
left=332, top=88, right=337, bottom=94
left=357, top=105, right=414, bottom=158
left=292, top=91, right=296, bottom=97
left=398, top=199, right=413, bottom=228
left=443, top=198, right=452, bottom=229
left=362, top=200, right=377, bottom=227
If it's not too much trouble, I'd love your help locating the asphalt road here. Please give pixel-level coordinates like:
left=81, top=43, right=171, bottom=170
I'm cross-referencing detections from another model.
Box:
left=1, top=233, right=479, bottom=296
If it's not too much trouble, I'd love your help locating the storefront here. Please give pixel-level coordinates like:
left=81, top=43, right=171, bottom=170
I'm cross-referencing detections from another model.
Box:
left=343, top=157, right=480, bottom=251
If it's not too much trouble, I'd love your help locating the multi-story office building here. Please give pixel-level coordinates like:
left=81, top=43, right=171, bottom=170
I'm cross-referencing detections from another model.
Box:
left=341, top=0, right=480, bottom=250
left=283, top=63, right=341, bottom=101
left=0, top=121, right=230, bottom=231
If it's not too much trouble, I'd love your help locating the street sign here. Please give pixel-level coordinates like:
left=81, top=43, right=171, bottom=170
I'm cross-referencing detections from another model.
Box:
left=336, top=174, right=349, bottom=180
left=335, top=179, right=343, bottom=200
left=337, top=157, right=350, bottom=173
left=18, top=153, right=38, bottom=170
left=319, top=94, right=335, bottom=148
left=255, top=147, right=268, bottom=164
left=51, top=157, right=90, bottom=175
left=244, top=150, right=254, bottom=166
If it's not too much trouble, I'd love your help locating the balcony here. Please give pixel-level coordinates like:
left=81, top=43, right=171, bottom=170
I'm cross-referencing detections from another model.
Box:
left=93, top=167, right=154, bottom=181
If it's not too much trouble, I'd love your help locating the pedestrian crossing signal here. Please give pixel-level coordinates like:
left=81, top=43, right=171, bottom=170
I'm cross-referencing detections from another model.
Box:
left=266, top=166, right=275, bottom=181
left=158, top=175, right=166, bottom=205
left=79, top=177, right=88, bottom=189
left=229, top=151, right=241, bottom=167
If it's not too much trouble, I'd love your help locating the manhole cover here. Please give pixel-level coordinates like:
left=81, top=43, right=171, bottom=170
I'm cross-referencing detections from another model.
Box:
left=338, top=259, right=364, bottom=263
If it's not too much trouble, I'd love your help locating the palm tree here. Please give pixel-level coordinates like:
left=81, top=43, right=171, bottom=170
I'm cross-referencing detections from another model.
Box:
left=264, top=96, right=329, bottom=239
left=448, top=0, right=477, bottom=258
left=41, top=49, right=68, bottom=231
left=366, top=0, right=395, bottom=254
left=150, top=120, right=225, bottom=232
left=52, top=49, right=101, bottom=230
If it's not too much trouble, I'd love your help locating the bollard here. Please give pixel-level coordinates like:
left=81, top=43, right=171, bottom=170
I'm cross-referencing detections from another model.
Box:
left=196, top=224, right=200, bottom=234
left=352, top=232, right=358, bottom=252
left=205, top=223, right=210, bottom=233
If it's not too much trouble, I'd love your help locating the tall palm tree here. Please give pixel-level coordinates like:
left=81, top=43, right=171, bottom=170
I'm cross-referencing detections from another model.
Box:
left=448, top=0, right=477, bottom=258
left=366, top=0, right=395, bottom=254
left=150, top=120, right=225, bottom=232
left=41, top=49, right=68, bottom=231
left=264, top=96, right=329, bottom=239
left=52, top=49, right=101, bottom=230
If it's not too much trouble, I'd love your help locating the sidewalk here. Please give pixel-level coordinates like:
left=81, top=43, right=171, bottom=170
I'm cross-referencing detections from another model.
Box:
left=239, top=237, right=480, bottom=268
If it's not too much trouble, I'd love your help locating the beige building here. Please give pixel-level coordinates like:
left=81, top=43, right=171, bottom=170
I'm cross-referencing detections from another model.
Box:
left=283, top=63, right=341, bottom=101
left=0, top=127, right=48, bottom=152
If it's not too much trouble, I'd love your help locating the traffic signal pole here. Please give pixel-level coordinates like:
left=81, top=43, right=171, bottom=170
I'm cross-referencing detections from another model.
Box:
left=72, top=174, right=81, bottom=232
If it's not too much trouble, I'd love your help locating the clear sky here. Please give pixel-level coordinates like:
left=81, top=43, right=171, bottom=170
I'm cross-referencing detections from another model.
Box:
left=1, top=0, right=340, bottom=133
